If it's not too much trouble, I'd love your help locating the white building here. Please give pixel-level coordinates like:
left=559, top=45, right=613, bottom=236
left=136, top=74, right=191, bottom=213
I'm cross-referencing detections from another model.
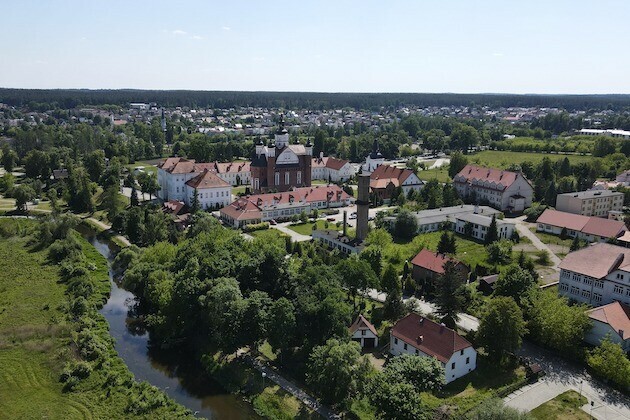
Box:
left=556, top=190, right=624, bottom=217
left=579, top=128, right=630, bottom=139
left=454, top=165, right=533, bottom=212
left=361, top=138, right=385, bottom=174
left=157, top=157, right=251, bottom=201
left=384, top=205, right=503, bottom=235
left=311, top=153, right=355, bottom=182
left=453, top=213, right=515, bottom=241
left=584, top=302, right=630, bottom=353
left=536, top=209, right=626, bottom=243
left=558, top=243, right=630, bottom=307
left=390, top=313, right=477, bottom=384
left=184, top=169, right=232, bottom=210
left=349, top=314, right=379, bottom=349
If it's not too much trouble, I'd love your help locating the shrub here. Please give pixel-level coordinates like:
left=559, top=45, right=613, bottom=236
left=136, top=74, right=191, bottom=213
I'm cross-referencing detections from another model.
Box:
left=48, top=235, right=82, bottom=262
left=242, top=222, right=270, bottom=232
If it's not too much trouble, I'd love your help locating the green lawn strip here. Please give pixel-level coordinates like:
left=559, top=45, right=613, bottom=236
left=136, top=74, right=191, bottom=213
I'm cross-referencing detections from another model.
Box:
left=288, top=219, right=342, bottom=235
left=417, top=167, right=451, bottom=183
left=249, top=229, right=289, bottom=241
left=0, top=219, right=191, bottom=419
left=422, top=356, right=527, bottom=415
left=468, top=150, right=593, bottom=168
left=530, top=390, right=589, bottom=420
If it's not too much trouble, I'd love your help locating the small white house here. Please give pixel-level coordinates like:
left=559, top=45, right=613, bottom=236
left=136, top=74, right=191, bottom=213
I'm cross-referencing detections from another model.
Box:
left=184, top=169, right=232, bottom=210
left=349, top=314, right=379, bottom=349
left=585, top=302, right=630, bottom=353
left=390, top=313, right=477, bottom=383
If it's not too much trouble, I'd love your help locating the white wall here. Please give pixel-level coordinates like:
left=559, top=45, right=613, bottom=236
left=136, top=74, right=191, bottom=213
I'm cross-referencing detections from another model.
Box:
left=185, top=185, right=232, bottom=209
left=585, top=320, right=630, bottom=352
left=351, top=328, right=378, bottom=348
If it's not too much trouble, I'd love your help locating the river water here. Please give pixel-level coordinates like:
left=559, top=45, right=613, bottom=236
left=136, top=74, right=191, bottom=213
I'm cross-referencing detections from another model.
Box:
left=80, top=228, right=258, bottom=419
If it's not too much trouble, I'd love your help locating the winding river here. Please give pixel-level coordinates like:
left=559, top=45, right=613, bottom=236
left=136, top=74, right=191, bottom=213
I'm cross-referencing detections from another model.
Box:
left=79, top=227, right=258, bottom=419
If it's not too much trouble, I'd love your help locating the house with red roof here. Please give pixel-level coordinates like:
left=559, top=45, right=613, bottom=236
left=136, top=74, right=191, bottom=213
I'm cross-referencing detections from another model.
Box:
left=453, top=165, right=533, bottom=212
left=185, top=169, right=232, bottom=210
left=537, top=209, right=626, bottom=242
left=585, top=302, right=630, bottom=353
left=312, top=153, right=355, bottom=182
left=558, top=243, right=630, bottom=307
left=349, top=314, right=379, bottom=349
left=410, top=249, right=469, bottom=294
left=390, top=313, right=477, bottom=383
left=369, top=164, right=424, bottom=200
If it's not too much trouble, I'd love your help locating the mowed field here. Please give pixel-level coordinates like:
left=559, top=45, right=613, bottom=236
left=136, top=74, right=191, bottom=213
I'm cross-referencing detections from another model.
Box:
left=468, top=150, right=593, bottom=168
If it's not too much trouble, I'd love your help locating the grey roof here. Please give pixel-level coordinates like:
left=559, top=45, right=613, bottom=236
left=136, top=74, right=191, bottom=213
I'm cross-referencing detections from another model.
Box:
left=455, top=212, right=513, bottom=227
left=558, top=190, right=624, bottom=199
left=404, top=205, right=502, bottom=226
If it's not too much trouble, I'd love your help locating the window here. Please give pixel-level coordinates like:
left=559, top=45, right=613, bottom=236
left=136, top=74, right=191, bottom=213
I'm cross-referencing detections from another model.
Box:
left=460, top=349, right=464, bottom=356
left=415, top=349, right=419, bottom=355
left=403, top=343, right=408, bottom=350
left=593, top=293, right=603, bottom=303
left=466, top=357, right=470, bottom=364
left=394, top=338, right=398, bottom=345
left=285, top=172, right=290, bottom=185
left=254, top=178, right=259, bottom=190
left=614, top=285, right=624, bottom=295
left=274, top=172, right=280, bottom=186
left=297, top=171, right=302, bottom=184
left=594, top=280, right=604, bottom=289
left=361, top=330, right=366, bottom=336
left=451, top=362, right=455, bottom=369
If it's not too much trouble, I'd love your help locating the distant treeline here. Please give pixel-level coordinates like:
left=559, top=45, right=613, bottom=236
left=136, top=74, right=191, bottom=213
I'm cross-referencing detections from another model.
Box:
left=2, top=88, right=630, bottom=111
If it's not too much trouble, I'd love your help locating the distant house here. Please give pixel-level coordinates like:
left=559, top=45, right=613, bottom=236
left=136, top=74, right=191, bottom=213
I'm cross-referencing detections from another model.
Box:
left=453, top=165, right=533, bottom=212
left=369, top=164, right=424, bottom=201
left=410, top=249, right=469, bottom=294
left=452, top=213, right=515, bottom=242
left=349, top=314, right=379, bottom=349
left=478, top=274, right=499, bottom=295
left=585, top=302, right=630, bottom=353
left=311, top=154, right=355, bottom=182
left=162, top=200, right=190, bottom=230
left=616, top=170, right=630, bottom=186
left=536, top=209, right=626, bottom=242
left=383, top=205, right=502, bottom=235
left=390, top=313, right=477, bottom=383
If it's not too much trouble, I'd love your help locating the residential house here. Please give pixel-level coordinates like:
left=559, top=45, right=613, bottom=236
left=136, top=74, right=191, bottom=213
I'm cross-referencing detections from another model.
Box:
left=361, top=138, right=385, bottom=174
left=410, top=249, right=469, bottom=294
left=349, top=314, right=379, bottom=349
left=369, top=164, right=424, bottom=201
left=390, top=313, right=477, bottom=383
left=536, top=209, right=626, bottom=242
left=478, top=274, right=499, bottom=295
left=556, top=190, right=623, bottom=218
left=453, top=165, right=533, bottom=212
left=558, top=243, right=630, bottom=307
left=453, top=213, right=515, bottom=242
left=585, top=302, right=630, bottom=353
left=311, top=153, right=355, bottom=182
left=185, top=169, right=232, bottom=210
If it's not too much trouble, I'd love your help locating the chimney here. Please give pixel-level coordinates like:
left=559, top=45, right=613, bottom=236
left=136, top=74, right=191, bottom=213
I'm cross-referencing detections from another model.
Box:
left=620, top=329, right=625, bottom=338
left=320, top=151, right=324, bottom=159
left=440, top=323, right=445, bottom=333
left=343, top=210, right=348, bottom=236
left=419, top=317, right=424, bottom=324
left=417, top=335, right=424, bottom=344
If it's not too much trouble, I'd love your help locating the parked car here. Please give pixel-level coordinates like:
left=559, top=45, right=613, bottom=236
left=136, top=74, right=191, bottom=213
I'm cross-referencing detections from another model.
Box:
left=349, top=214, right=357, bottom=219
left=326, top=217, right=336, bottom=222
left=270, top=220, right=277, bottom=225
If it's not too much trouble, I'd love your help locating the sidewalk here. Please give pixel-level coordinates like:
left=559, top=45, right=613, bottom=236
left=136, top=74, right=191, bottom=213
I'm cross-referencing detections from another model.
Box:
left=242, top=354, right=340, bottom=419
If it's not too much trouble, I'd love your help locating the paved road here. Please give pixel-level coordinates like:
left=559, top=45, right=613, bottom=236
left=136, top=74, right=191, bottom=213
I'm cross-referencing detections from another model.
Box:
left=242, top=354, right=340, bottom=419
left=271, top=223, right=312, bottom=242
left=365, top=289, right=480, bottom=332
left=512, top=216, right=561, bottom=273
left=505, top=341, right=630, bottom=419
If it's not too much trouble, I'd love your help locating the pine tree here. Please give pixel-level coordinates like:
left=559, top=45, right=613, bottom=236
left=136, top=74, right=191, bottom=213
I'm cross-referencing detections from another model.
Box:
left=570, top=235, right=581, bottom=251
left=190, top=188, right=200, bottom=214
left=434, top=261, right=466, bottom=327
left=485, top=215, right=499, bottom=245
left=130, top=186, right=139, bottom=207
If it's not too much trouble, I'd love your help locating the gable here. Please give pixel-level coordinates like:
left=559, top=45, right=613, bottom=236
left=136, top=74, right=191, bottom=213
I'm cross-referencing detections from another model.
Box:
left=276, top=148, right=299, bottom=165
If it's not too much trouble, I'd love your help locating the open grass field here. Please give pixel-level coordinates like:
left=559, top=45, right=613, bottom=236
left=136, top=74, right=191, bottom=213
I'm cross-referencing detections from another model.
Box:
left=417, top=167, right=451, bottom=183
left=531, top=390, right=589, bottom=420
left=0, top=219, right=190, bottom=419
left=126, top=160, right=158, bottom=176
left=468, top=150, right=593, bottom=169
left=288, top=219, right=342, bottom=235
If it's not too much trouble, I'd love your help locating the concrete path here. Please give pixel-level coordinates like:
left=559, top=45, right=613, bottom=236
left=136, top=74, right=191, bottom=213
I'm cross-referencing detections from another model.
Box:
left=272, top=223, right=312, bottom=242
left=83, top=216, right=132, bottom=247
left=365, top=289, right=480, bottom=332
left=505, top=341, right=630, bottom=419
left=243, top=354, right=340, bottom=419
left=512, top=217, right=561, bottom=272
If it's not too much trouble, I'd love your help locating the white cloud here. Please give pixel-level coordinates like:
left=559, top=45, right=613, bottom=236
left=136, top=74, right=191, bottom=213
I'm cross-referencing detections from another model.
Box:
left=492, top=52, right=504, bottom=57
left=172, top=29, right=187, bottom=36
left=191, top=35, right=204, bottom=40
left=222, top=26, right=231, bottom=31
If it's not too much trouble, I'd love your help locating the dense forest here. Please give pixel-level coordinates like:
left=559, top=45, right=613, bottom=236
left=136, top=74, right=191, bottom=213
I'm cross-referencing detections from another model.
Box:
left=3, top=88, right=630, bottom=111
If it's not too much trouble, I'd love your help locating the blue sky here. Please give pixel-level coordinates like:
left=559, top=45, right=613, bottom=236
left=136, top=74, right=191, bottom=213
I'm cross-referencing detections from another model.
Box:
left=2, top=0, right=629, bottom=93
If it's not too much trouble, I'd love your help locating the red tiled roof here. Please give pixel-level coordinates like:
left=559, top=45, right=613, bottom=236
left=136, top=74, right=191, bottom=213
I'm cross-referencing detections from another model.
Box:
left=559, top=243, right=630, bottom=279
left=391, top=313, right=473, bottom=363
left=215, top=161, right=251, bottom=174
left=370, top=164, right=415, bottom=184
left=325, top=157, right=348, bottom=171
left=349, top=314, right=378, bottom=336
left=582, top=217, right=626, bottom=239
left=220, top=197, right=262, bottom=221
left=454, top=165, right=519, bottom=190
left=586, top=301, right=630, bottom=340
left=537, top=209, right=590, bottom=231
left=410, top=249, right=460, bottom=274
left=163, top=200, right=185, bottom=215
left=185, top=169, right=230, bottom=189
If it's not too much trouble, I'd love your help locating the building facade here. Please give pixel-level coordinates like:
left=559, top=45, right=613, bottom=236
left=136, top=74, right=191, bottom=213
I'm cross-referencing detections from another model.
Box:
left=349, top=314, right=379, bottom=349
left=536, top=209, right=626, bottom=242
left=389, top=313, right=477, bottom=384
left=311, top=154, right=355, bottom=182
left=453, top=213, right=515, bottom=242
left=584, top=302, right=630, bottom=353
left=369, top=164, right=424, bottom=200
left=558, top=243, right=630, bottom=307
left=556, top=190, right=624, bottom=217
left=361, top=138, right=385, bottom=174
left=184, top=169, right=232, bottom=210
left=453, top=165, right=533, bottom=212
left=250, top=115, right=312, bottom=193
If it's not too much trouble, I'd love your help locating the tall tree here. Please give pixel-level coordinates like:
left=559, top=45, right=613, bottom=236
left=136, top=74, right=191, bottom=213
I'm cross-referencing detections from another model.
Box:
left=448, top=151, right=468, bottom=178
left=336, top=256, right=378, bottom=309
left=477, top=297, right=526, bottom=362
left=493, top=265, right=535, bottom=303
left=267, top=297, right=296, bottom=354
left=586, top=338, right=630, bottom=389
left=484, top=215, right=499, bottom=244
left=434, top=260, right=466, bottom=326
left=437, top=231, right=456, bottom=254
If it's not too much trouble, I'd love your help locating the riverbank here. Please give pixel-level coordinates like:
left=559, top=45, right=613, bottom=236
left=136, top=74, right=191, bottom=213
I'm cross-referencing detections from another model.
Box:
left=0, top=218, right=193, bottom=419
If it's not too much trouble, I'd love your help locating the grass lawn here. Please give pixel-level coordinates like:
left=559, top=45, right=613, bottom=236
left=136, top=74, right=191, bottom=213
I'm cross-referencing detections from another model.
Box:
left=530, top=390, right=589, bottom=420
left=417, top=167, right=451, bottom=183
left=530, top=228, right=573, bottom=247
left=468, top=150, right=593, bottom=168
left=233, top=185, right=249, bottom=195
left=288, top=219, right=341, bottom=235
left=311, top=179, right=331, bottom=185
left=126, top=160, right=158, bottom=176
left=0, top=219, right=188, bottom=419
left=422, top=356, right=527, bottom=415
left=249, top=228, right=289, bottom=241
